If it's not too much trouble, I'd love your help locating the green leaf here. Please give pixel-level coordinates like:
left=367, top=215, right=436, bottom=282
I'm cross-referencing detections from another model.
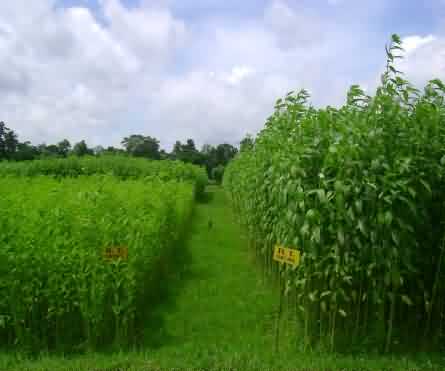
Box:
left=337, top=229, right=345, bottom=246
left=358, top=219, right=366, bottom=235
left=355, top=200, right=363, bottom=213
left=391, top=232, right=400, bottom=246
left=419, top=179, right=432, bottom=195
left=311, top=227, right=321, bottom=244
left=309, top=291, right=318, bottom=302
left=300, top=223, right=310, bottom=237
left=401, top=295, right=413, bottom=306
left=384, top=211, right=393, bottom=226
left=321, top=290, right=331, bottom=298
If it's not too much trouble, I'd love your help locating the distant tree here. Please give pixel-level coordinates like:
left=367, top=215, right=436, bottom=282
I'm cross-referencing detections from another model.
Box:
left=4, top=130, right=18, bottom=159
left=93, top=145, right=105, bottom=156
left=172, top=139, right=203, bottom=165
left=211, top=164, right=225, bottom=184
left=201, top=144, right=213, bottom=155
left=46, top=144, right=61, bottom=156
left=35, top=142, right=68, bottom=158
left=198, top=143, right=237, bottom=179
left=36, top=144, right=46, bottom=156
left=101, top=146, right=121, bottom=155
left=0, top=122, right=5, bottom=158
left=57, top=139, right=71, bottom=157
left=200, top=144, right=217, bottom=177
left=172, top=141, right=182, bottom=159
left=133, top=137, right=160, bottom=159
left=122, top=135, right=144, bottom=153
left=184, top=139, right=204, bottom=164
left=15, top=141, right=39, bottom=161
left=36, top=144, right=50, bottom=157
left=215, top=143, right=238, bottom=166
left=72, top=140, right=93, bottom=156
left=184, top=139, right=196, bottom=151
left=103, top=146, right=126, bottom=155
left=0, top=121, right=18, bottom=160
left=121, top=135, right=160, bottom=159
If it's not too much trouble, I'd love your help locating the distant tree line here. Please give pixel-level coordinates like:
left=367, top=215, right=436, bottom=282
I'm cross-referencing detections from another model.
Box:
left=0, top=121, right=253, bottom=182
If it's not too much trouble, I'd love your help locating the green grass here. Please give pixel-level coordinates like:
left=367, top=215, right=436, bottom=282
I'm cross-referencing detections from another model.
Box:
left=1, top=186, right=443, bottom=370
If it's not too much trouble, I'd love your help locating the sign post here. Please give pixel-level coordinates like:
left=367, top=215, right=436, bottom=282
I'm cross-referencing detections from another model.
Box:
left=272, top=244, right=301, bottom=353
left=103, top=246, right=129, bottom=261
left=273, top=245, right=300, bottom=267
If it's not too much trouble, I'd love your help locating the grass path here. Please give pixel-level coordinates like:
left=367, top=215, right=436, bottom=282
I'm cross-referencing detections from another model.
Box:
left=145, top=185, right=287, bottom=368
left=1, top=186, right=443, bottom=370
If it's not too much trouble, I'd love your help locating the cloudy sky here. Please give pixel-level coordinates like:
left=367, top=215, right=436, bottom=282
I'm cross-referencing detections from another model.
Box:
left=0, top=0, right=443, bottom=150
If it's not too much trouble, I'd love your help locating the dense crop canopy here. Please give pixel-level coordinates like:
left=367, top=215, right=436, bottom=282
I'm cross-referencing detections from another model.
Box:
left=0, top=176, right=194, bottom=351
left=224, top=35, right=445, bottom=352
left=0, top=156, right=208, bottom=199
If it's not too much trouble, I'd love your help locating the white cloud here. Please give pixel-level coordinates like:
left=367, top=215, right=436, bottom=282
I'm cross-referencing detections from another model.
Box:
left=402, top=35, right=436, bottom=54
left=0, top=0, right=442, bottom=151
left=362, top=34, right=445, bottom=101
left=100, top=0, right=186, bottom=65
left=396, top=35, right=445, bottom=87
left=225, top=66, right=255, bottom=85
left=264, top=0, right=324, bottom=49
left=0, top=0, right=184, bottom=146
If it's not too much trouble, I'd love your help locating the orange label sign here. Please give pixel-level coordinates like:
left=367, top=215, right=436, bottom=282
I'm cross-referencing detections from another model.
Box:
left=273, top=245, right=300, bottom=267
left=103, top=246, right=128, bottom=260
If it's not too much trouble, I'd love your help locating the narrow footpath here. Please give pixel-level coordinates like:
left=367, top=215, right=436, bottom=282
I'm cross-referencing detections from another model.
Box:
left=148, top=185, right=287, bottom=369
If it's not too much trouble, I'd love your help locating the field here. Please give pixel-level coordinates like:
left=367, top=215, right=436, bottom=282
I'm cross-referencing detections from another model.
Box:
left=0, top=157, right=206, bottom=355
left=1, top=187, right=442, bottom=370
left=1, top=36, right=445, bottom=370
left=0, top=156, right=208, bottom=199
left=224, top=35, right=445, bottom=353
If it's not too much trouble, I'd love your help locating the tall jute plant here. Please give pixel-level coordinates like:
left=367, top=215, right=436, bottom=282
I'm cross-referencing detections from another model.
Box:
left=224, top=35, right=445, bottom=352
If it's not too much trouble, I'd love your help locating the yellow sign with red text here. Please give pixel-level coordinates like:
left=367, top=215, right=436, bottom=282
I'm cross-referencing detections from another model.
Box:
left=103, top=246, right=128, bottom=260
left=273, top=245, right=300, bottom=267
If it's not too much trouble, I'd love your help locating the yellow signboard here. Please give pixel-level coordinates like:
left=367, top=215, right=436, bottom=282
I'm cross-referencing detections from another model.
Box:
left=103, top=246, right=128, bottom=260
left=273, top=245, right=300, bottom=267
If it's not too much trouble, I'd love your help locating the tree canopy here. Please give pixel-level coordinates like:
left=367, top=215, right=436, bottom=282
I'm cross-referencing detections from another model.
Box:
left=121, top=135, right=160, bottom=159
left=0, top=120, right=245, bottom=181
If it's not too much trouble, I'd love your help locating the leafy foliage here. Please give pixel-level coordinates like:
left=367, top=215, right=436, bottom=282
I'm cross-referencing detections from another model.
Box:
left=239, top=134, right=254, bottom=152
left=0, top=122, right=235, bottom=183
left=0, top=156, right=207, bottom=199
left=172, top=139, right=202, bottom=164
left=72, top=140, right=94, bottom=157
left=121, top=135, right=161, bottom=159
left=0, top=176, right=194, bottom=351
left=211, top=164, right=225, bottom=184
left=224, top=35, right=445, bottom=352
left=0, top=122, right=18, bottom=160
left=199, top=143, right=238, bottom=182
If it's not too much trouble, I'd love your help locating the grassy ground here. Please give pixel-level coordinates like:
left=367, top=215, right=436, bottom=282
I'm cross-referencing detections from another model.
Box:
left=1, top=186, right=444, bottom=370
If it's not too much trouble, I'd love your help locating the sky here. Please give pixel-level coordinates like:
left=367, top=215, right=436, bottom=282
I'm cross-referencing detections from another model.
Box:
left=0, top=0, right=444, bottom=150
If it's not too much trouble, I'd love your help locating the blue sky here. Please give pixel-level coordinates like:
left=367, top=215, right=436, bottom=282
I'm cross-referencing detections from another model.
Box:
left=0, top=0, right=443, bottom=149
left=58, top=0, right=439, bottom=33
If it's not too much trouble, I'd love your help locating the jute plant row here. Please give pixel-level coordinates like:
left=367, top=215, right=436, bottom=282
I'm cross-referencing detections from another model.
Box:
left=0, top=156, right=208, bottom=200
left=0, top=176, right=195, bottom=351
left=224, top=35, right=445, bottom=352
